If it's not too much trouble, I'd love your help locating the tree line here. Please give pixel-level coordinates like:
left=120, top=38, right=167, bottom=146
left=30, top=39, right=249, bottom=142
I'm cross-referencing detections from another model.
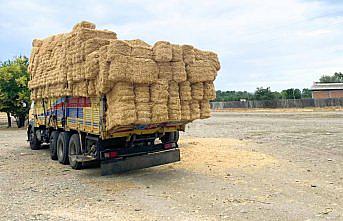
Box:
left=0, top=57, right=30, bottom=128
left=215, top=87, right=312, bottom=102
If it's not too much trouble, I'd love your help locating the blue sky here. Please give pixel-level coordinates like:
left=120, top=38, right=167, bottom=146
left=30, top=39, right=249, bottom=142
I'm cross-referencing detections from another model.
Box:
left=0, top=0, right=342, bottom=92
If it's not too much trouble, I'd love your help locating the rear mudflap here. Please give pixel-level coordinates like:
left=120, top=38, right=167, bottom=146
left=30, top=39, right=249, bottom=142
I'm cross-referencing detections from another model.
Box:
left=100, top=148, right=180, bottom=176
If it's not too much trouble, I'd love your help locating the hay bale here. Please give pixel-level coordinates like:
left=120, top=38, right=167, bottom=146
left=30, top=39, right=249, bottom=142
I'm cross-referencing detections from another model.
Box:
left=171, top=61, right=187, bottom=82
left=136, top=103, right=151, bottom=124
left=153, top=41, right=172, bottom=62
left=85, top=51, right=100, bottom=80
left=171, top=44, right=183, bottom=62
left=191, top=82, right=204, bottom=100
left=125, top=39, right=151, bottom=47
left=200, top=100, right=211, bottom=119
left=127, top=57, right=158, bottom=84
left=151, top=103, right=168, bottom=123
left=72, top=21, right=96, bottom=31
left=158, top=62, right=173, bottom=81
left=182, top=45, right=195, bottom=65
left=194, top=48, right=220, bottom=71
left=87, top=80, right=96, bottom=96
left=181, top=101, right=191, bottom=121
left=186, top=60, right=217, bottom=83
left=179, top=81, right=192, bottom=101
left=134, top=84, right=150, bottom=103
left=151, top=80, right=169, bottom=103
left=168, top=81, right=179, bottom=97
left=190, top=100, right=200, bottom=120
left=107, top=40, right=132, bottom=58
left=108, top=54, right=129, bottom=82
left=106, top=82, right=136, bottom=130
left=203, top=81, right=216, bottom=100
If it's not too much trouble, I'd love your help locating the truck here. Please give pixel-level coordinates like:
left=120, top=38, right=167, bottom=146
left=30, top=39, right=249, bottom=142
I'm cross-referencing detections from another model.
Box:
left=27, top=96, right=184, bottom=175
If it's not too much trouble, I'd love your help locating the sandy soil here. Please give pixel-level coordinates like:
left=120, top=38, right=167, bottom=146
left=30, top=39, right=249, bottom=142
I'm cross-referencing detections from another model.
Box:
left=0, top=110, right=342, bottom=220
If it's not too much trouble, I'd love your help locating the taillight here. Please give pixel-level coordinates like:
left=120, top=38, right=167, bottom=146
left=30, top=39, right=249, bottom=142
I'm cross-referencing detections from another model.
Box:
left=164, top=143, right=176, bottom=149
left=104, top=151, right=118, bottom=159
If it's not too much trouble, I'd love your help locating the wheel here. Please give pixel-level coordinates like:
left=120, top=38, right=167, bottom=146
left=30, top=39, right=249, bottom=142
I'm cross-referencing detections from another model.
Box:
left=29, top=128, right=41, bottom=150
left=56, top=132, right=71, bottom=165
left=68, top=134, right=83, bottom=170
left=160, top=131, right=179, bottom=144
left=50, top=131, right=60, bottom=160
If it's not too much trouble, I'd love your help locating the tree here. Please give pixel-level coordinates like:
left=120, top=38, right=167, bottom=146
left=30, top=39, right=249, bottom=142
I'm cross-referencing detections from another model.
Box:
left=301, top=88, right=312, bottom=98
left=319, top=72, right=343, bottom=83
left=281, top=88, right=301, bottom=99
left=0, top=57, right=30, bottom=128
left=254, top=87, right=277, bottom=100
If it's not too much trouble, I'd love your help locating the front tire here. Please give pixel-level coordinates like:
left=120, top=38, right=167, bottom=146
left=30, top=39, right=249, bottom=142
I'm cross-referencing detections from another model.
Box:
left=29, top=129, right=41, bottom=150
left=57, top=132, right=71, bottom=165
left=68, top=134, right=83, bottom=170
left=50, top=131, right=60, bottom=160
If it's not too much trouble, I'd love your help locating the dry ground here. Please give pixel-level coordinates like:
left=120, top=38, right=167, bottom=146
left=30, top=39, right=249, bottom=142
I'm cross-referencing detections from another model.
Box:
left=0, top=110, right=342, bottom=220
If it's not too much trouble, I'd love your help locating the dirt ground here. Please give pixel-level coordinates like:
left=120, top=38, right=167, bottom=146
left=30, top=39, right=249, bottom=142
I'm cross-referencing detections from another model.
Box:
left=0, top=110, right=342, bottom=220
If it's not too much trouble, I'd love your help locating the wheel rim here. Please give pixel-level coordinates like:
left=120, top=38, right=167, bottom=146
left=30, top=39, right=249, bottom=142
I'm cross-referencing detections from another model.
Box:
left=69, top=142, right=77, bottom=165
left=57, top=139, right=63, bottom=160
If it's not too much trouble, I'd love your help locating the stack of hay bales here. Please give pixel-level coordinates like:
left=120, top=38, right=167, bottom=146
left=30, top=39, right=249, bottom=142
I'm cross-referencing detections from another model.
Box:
left=28, top=21, right=220, bottom=131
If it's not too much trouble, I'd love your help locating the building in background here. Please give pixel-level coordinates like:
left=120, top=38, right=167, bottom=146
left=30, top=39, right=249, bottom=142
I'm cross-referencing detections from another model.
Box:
left=311, top=82, right=343, bottom=99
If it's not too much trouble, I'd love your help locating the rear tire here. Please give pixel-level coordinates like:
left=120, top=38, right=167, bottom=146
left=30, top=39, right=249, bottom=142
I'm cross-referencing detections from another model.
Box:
left=29, top=129, right=41, bottom=150
left=160, top=131, right=179, bottom=144
left=50, top=131, right=60, bottom=160
left=68, top=134, right=83, bottom=170
left=57, top=132, right=71, bottom=165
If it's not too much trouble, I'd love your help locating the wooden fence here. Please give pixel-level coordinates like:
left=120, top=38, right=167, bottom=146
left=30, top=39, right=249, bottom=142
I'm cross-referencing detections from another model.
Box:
left=211, top=98, right=343, bottom=109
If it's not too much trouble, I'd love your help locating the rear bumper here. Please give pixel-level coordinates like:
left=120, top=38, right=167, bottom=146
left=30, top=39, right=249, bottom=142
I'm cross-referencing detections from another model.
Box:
left=100, top=148, right=180, bottom=175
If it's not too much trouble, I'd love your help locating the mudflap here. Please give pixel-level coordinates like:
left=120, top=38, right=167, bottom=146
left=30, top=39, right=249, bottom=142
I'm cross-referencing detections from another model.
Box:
left=100, top=148, right=180, bottom=176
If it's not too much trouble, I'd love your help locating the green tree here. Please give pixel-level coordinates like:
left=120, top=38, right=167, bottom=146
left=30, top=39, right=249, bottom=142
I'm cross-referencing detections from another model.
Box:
left=319, top=72, right=343, bottom=83
left=254, top=87, right=277, bottom=100
left=301, top=88, right=312, bottom=98
left=0, top=57, right=30, bottom=128
left=281, top=88, right=301, bottom=99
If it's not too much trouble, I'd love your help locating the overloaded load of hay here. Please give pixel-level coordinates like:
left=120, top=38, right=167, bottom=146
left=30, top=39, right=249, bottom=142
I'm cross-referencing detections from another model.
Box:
left=28, top=21, right=220, bottom=130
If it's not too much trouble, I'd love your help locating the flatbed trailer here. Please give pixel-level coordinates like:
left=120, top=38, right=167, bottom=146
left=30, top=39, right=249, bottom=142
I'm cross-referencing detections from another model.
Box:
left=27, top=96, right=186, bottom=175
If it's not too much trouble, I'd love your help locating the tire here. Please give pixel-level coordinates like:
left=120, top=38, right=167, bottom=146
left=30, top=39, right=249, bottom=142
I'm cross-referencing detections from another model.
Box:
left=56, top=132, right=71, bottom=165
left=50, top=131, right=60, bottom=160
left=161, top=131, right=179, bottom=144
left=29, top=129, right=41, bottom=150
left=68, top=134, right=83, bottom=170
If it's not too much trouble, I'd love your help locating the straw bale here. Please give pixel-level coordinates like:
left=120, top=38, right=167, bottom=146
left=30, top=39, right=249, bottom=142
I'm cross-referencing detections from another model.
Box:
left=85, top=51, right=100, bottom=80
left=83, top=38, right=111, bottom=56
left=87, top=80, right=97, bottom=96
left=191, top=82, right=203, bottom=100
left=126, top=57, right=158, bottom=84
left=168, top=81, right=179, bottom=98
left=72, top=81, right=88, bottom=97
left=190, top=100, right=200, bottom=120
left=186, top=60, right=217, bottom=83
left=168, top=96, right=181, bottom=121
left=181, top=101, right=191, bottom=121
left=182, top=45, right=195, bottom=65
left=171, top=44, right=183, bottom=62
left=200, top=100, right=211, bottom=119
left=72, top=21, right=96, bottom=31
left=131, top=45, right=153, bottom=59
left=32, top=39, right=43, bottom=47
left=151, top=103, right=168, bottom=123
left=179, top=81, right=192, bottom=101
left=194, top=48, right=220, bottom=71
left=153, top=41, right=172, bottom=62
left=107, top=40, right=132, bottom=58
left=151, top=80, right=169, bottom=103
left=108, top=54, right=129, bottom=82
left=76, top=28, right=117, bottom=41
left=134, top=84, right=150, bottom=103
left=171, top=61, right=187, bottom=82
left=135, top=103, right=151, bottom=124
left=157, top=62, right=173, bottom=81
left=125, top=39, right=150, bottom=47
left=203, top=81, right=216, bottom=100
left=106, top=82, right=136, bottom=129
